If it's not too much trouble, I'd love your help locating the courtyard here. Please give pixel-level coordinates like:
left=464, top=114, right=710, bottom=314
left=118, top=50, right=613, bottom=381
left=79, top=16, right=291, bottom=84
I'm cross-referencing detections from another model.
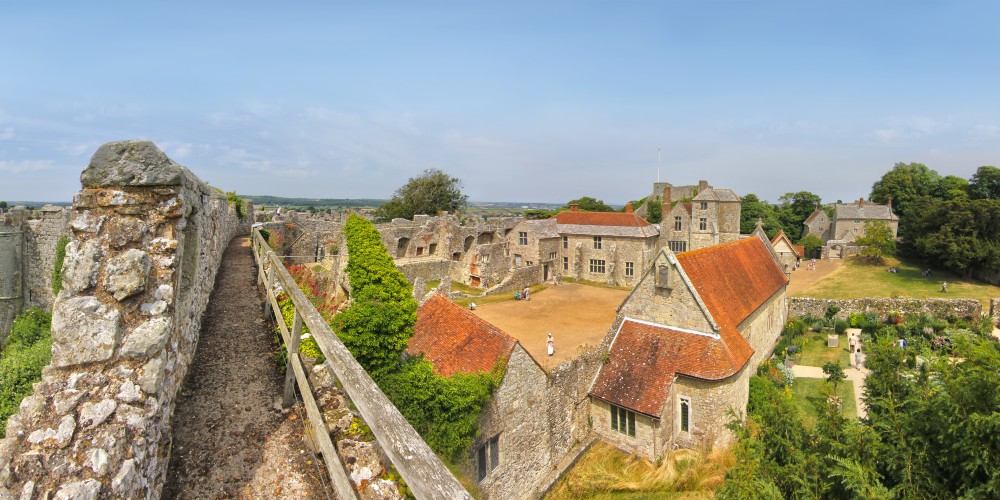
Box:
left=471, top=283, right=629, bottom=370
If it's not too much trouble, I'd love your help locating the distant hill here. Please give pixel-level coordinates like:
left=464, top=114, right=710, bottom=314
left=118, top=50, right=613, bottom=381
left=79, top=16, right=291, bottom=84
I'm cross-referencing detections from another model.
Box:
left=242, top=195, right=385, bottom=208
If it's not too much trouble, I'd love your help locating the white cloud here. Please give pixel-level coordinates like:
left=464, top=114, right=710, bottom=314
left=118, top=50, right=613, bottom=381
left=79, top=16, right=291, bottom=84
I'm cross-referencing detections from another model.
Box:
left=0, top=160, right=53, bottom=174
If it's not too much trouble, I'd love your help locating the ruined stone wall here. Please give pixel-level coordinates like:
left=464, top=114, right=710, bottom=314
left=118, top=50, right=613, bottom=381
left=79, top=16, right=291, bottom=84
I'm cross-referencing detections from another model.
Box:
left=283, top=218, right=343, bottom=262
left=992, top=298, right=1000, bottom=327
left=0, top=141, right=251, bottom=499
left=0, top=213, right=25, bottom=343
left=22, top=206, right=72, bottom=310
left=477, top=346, right=550, bottom=499
left=396, top=259, right=453, bottom=284
left=788, top=297, right=983, bottom=321
left=487, top=264, right=542, bottom=295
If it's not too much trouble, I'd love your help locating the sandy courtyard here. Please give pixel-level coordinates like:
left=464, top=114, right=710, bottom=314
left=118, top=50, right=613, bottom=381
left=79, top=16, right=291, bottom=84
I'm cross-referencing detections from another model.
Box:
left=787, top=258, right=844, bottom=295
left=472, top=283, right=629, bottom=371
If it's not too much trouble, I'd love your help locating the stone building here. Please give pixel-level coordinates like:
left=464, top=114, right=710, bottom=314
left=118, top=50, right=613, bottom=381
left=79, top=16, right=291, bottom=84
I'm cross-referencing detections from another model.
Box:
left=802, top=198, right=899, bottom=245
left=587, top=236, right=788, bottom=459
left=407, top=293, right=550, bottom=499
left=549, top=203, right=659, bottom=287
left=656, top=183, right=741, bottom=254
left=507, top=218, right=561, bottom=281
left=769, top=229, right=803, bottom=275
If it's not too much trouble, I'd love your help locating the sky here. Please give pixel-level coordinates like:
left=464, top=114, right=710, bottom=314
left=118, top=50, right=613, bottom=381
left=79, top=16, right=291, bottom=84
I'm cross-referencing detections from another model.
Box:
left=2, top=1, right=1000, bottom=205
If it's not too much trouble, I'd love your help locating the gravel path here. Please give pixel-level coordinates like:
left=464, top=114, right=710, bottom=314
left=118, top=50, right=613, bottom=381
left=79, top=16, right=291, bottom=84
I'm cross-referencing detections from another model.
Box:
left=163, top=236, right=328, bottom=499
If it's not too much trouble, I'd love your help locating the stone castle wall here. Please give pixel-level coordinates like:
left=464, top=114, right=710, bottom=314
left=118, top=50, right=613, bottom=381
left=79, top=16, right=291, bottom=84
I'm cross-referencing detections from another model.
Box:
left=788, top=297, right=983, bottom=321
left=0, top=141, right=251, bottom=499
left=22, top=206, right=72, bottom=310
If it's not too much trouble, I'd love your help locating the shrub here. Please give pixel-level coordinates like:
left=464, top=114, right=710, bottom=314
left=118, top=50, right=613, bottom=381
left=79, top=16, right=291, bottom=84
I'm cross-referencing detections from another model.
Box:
left=4, top=307, right=51, bottom=350
left=0, top=308, right=53, bottom=438
left=226, top=191, right=246, bottom=218
left=834, top=320, right=849, bottom=335
left=824, top=306, right=841, bottom=320
left=258, top=229, right=270, bottom=245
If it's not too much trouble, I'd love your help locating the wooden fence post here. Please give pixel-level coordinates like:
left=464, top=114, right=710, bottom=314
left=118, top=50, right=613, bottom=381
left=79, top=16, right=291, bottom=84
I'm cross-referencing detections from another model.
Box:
left=283, top=310, right=303, bottom=408
left=263, top=262, right=274, bottom=320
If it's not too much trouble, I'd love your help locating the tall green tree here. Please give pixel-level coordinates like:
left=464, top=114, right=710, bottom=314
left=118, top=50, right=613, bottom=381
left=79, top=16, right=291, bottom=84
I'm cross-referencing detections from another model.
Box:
left=855, top=220, right=897, bottom=263
left=934, top=175, right=971, bottom=200
left=869, top=162, right=942, bottom=218
left=968, top=165, right=1000, bottom=200
left=373, top=169, right=468, bottom=222
left=776, top=191, right=822, bottom=237
left=564, top=196, right=614, bottom=212
left=740, top=194, right=783, bottom=237
left=903, top=198, right=1000, bottom=278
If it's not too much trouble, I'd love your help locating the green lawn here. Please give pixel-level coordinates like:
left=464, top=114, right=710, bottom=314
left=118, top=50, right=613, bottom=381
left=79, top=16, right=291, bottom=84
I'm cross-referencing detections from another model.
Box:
left=790, top=378, right=857, bottom=427
left=795, top=255, right=1000, bottom=308
left=796, top=332, right=851, bottom=367
left=453, top=284, right=549, bottom=307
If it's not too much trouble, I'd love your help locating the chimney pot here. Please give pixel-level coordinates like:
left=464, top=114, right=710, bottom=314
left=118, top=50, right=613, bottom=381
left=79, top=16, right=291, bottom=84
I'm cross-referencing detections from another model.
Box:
left=625, top=202, right=633, bottom=213
left=570, top=203, right=579, bottom=212
left=887, top=196, right=893, bottom=208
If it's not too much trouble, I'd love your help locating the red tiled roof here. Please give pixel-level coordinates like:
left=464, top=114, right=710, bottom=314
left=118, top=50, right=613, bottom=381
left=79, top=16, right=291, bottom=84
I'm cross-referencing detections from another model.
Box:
left=675, top=237, right=789, bottom=371
left=408, top=293, right=517, bottom=377
left=793, top=245, right=805, bottom=257
left=769, top=229, right=787, bottom=244
left=552, top=210, right=652, bottom=227
left=590, top=319, right=734, bottom=417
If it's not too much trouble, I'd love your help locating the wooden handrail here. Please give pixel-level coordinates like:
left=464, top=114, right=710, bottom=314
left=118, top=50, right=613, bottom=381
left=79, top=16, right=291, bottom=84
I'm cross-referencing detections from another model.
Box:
left=251, top=229, right=471, bottom=500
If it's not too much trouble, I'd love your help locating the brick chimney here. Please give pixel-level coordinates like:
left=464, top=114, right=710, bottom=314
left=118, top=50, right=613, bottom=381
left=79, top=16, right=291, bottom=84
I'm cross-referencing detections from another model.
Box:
left=887, top=196, right=893, bottom=208
left=569, top=203, right=579, bottom=212
left=858, top=198, right=864, bottom=207
left=625, top=202, right=633, bottom=213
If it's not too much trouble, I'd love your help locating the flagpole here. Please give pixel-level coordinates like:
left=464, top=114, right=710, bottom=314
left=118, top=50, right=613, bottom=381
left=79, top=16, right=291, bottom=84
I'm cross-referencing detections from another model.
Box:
left=657, top=147, right=661, bottom=182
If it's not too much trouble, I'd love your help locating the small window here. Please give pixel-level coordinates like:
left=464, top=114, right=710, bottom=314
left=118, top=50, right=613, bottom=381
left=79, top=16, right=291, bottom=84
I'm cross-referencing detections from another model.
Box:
left=699, top=218, right=707, bottom=231
left=593, top=236, right=602, bottom=249
left=680, top=397, right=691, bottom=433
left=514, top=254, right=523, bottom=267
left=416, top=246, right=424, bottom=256
left=562, top=236, right=568, bottom=249
left=610, top=404, right=636, bottom=437
left=699, top=202, right=708, bottom=210
left=476, top=434, right=501, bottom=481
left=674, top=217, right=682, bottom=231
left=549, top=252, right=557, bottom=260
left=526, top=261, right=533, bottom=266
left=479, top=254, right=490, bottom=264
left=668, top=241, right=687, bottom=253
left=428, top=243, right=437, bottom=255
left=589, top=259, right=606, bottom=274
left=563, top=257, right=569, bottom=270
left=518, top=231, right=528, bottom=245
left=625, top=262, right=634, bottom=277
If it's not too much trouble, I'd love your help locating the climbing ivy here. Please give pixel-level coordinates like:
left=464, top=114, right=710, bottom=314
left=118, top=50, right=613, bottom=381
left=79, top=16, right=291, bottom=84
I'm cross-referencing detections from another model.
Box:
left=51, top=236, right=70, bottom=295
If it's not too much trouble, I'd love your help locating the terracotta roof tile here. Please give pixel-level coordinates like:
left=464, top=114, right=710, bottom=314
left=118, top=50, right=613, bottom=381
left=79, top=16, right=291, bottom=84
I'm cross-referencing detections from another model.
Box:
left=552, top=210, right=653, bottom=228
left=408, top=293, right=517, bottom=377
left=676, top=237, right=789, bottom=370
left=590, top=320, right=733, bottom=417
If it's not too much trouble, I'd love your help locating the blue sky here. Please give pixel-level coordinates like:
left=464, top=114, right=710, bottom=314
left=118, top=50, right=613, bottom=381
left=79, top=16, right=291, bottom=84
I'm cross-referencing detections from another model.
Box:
left=2, top=1, right=999, bottom=204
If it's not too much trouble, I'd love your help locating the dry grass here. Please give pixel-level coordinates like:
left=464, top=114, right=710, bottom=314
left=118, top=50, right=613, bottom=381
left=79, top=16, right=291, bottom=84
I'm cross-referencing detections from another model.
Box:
left=545, top=442, right=733, bottom=499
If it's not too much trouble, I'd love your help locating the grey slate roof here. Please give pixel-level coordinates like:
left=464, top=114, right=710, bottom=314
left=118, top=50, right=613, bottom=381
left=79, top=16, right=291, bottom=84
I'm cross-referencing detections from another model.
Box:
left=692, top=188, right=741, bottom=202
left=555, top=223, right=659, bottom=238
left=519, top=219, right=560, bottom=239
left=835, top=203, right=898, bottom=221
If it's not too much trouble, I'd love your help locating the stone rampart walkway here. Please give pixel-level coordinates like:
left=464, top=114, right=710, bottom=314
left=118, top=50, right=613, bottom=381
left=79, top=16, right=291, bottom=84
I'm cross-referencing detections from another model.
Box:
left=163, top=237, right=327, bottom=498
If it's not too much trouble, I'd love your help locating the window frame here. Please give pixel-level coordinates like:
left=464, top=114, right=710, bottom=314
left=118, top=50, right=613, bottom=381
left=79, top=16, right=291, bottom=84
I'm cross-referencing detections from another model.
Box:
left=668, top=241, right=687, bottom=253
left=610, top=403, right=636, bottom=437
left=589, top=259, right=606, bottom=274
left=699, top=217, right=707, bottom=231
left=518, top=231, right=528, bottom=245
left=679, top=396, right=692, bottom=434
left=563, top=256, right=569, bottom=271
left=625, top=261, right=634, bottom=277
left=475, top=434, right=501, bottom=482
left=593, top=236, right=602, bottom=249
left=699, top=201, right=708, bottom=210
left=562, top=236, right=568, bottom=249
left=674, top=216, right=682, bottom=231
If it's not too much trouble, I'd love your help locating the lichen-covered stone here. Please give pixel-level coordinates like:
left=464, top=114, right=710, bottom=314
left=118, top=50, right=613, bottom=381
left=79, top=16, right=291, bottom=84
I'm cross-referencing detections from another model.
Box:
left=117, top=380, right=141, bottom=403
left=51, top=297, right=121, bottom=368
left=111, top=459, right=138, bottom=495
left=61, top=240, right=102, bottom=294
left=26, top=415, right=75, bottom=449
left=52, top=390, right=85, bottom=416
left=103, top=249, right=150, bottom=301
left=86, top=449, right=109, bottom=476
left=138, top=354, right=165, bottom=394
left=81, top=141, right=188, bottom=188
left=120, top=317, right=171, bottom=359
left=79, top=399, right=116, bottom=430
left=54, top=478, right=100, bottom=500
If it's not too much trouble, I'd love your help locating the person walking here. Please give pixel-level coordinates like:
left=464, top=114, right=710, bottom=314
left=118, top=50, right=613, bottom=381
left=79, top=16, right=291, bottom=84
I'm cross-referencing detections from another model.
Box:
left=854, top=347, right=863, bottom=369
left=849, top=333, right=857, bottom=354
left=547, top=333, right=554, bottom=357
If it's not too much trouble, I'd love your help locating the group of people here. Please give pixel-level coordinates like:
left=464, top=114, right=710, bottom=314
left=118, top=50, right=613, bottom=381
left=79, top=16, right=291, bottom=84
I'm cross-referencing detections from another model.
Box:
left=848, top=332, right=864, bottom=369
left=887, top=266, right=900, bottom=273
left=514, top=286, right=531, bottom=301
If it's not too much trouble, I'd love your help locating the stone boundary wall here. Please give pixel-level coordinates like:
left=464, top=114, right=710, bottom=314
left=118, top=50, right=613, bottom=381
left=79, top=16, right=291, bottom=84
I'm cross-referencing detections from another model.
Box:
left=789, top=297, right=983, bottom=321
left=395, top=258, right=453, bottom=284
left=0, top=141, right=251, bottom=499
left=23, top=206, right=73, bottom=311
left=487, top=265, right=543, bottom=295
left=992, top=298, right=1000, bottom=327
left=975, top=267, right=1000, bottom=286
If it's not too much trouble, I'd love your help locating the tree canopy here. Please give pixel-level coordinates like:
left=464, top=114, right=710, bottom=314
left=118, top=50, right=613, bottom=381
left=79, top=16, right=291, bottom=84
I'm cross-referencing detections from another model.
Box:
left=855, top=220, right=897, bottom=263
left=740, top=194, right=784, bottom=238
left=776, top=191, right=822, bottom=238
left=373, top=169, right=468, bottom=222
left=565, top=196, right=615, bottom=212
left=969, top=165, right=1000, bottom=200
left=869, top=162, right=941, bottom=218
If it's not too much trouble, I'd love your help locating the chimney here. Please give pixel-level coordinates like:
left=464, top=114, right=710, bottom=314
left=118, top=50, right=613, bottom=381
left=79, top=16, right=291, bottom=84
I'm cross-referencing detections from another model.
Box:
left=661, top=186, right=672, bottom=219
left=569, top=203, right=579, bottom=212
left=858, top=198, right=864, bottom=207
left=625, top=202, right=633, bottom=213
left=698, top=180, right=709, bottom=192
left=887, top=196, right=893, bottom=208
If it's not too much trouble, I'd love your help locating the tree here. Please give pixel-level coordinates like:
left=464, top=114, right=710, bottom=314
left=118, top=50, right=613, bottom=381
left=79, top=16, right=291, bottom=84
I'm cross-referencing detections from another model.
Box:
left=903, top=198, right=1000, bottom=278
left=798, top=233, right=824, bottom=259
left=0, top=201, right=7, bottom=210
left=934, top=175, right=970, bottom=200
left=776, top=191, right=822, bottom=237
left=855, top=220, right=897, bottom=263
left=869, top=162, right=942, bottom=219
left=740, top=194, right=783, bottom=237
left=564, top=196, right=614, bottom=212
left=822, top=361, right=846, bottom=397
left=968, top=165, right=1000, bottom=200
left=373, top=169, right=468, bottom=222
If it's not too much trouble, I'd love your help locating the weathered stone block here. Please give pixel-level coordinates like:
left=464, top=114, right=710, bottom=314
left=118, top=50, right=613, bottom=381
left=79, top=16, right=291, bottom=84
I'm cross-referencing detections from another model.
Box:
left=26, top=415, right=75, bottom=449
left=52, top=297, right=122, bottom=368
left=120, top=317, right=171, bottom=359
left=54, top=478, right=101, bottom=499
left=61, top=240, right=103, bottom=294
left=103, top=249, right=150, bottom=301
left=79, top=399, right=117, bottom=430
left=82, top=141, right=188, bottom=188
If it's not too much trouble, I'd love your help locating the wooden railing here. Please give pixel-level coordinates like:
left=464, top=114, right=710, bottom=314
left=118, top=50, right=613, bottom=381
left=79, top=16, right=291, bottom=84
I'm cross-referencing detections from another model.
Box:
left=251, top=229, right=472, bottom=500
